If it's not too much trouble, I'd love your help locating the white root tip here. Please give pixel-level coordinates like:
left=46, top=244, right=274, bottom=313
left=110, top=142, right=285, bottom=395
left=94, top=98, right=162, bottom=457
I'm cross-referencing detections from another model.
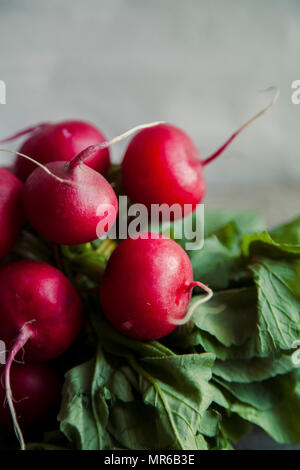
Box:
left=106, top=121, right=165, bottom=148
left=170, top=281, right=213, bottom=326
left=4, top=322, right=34, bottom=451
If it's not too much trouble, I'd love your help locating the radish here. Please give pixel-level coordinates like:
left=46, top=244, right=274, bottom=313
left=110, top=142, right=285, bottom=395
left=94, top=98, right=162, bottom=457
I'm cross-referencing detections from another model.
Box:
left=0, top=259, right=83, bottom=449
left=0, top=259, right=83, bottom=361
left=100, top=234, right=212, bottom=341
left=0, top=363, right=61, bottom=427
left=121, top=88, right=279, bottom=218
left=0, top=168, right=24, bottom=260
left=23, top=160, right=119, bottom=245
left=0, top=120, right=110, bottom=181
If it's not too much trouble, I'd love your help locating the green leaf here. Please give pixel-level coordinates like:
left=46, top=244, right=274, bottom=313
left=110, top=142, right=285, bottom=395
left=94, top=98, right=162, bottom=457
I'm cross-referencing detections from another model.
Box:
left=177, top=256, right=300, bottom=361
left=190, top=211, right=265, bottom=290
left=90, top=311, right=175, bottom=359
left=171, top=287, right=258, bottom=360
left=190, top=227, right=246, bottom=290
left=204, top=210, right=265, bottom=238
left=58, top=347, right=126, bottom=450
left=58, top=359, right=100, bottom=450
left=151, top=208, right=264, bottom=250
left=270, top=216, right=300, bottom=245
left=209, top=371, right=300, bottom=445
left=59, top=327, right=216, bottom=451
left=230, top=372, right=300, bottom=444
left=242, top=231, right=300, bottom=259
left=214, top=374, right=293, bottom=411
left=190, top=287, right=257, bottom=348
left=125, top=353, right=215, bottom=450
left=213, top=353, right=298, bottom=383
left=250, top=258, right=300, bottom=354
left=220, top=412, right=252, bottom=444
left=199, top=409, right=222, bottom=438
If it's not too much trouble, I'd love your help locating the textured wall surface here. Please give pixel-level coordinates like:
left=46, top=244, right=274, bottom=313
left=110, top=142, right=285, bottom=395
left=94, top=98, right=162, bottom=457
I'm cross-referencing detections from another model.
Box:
left=0, top=0, right=299, bottom=185
left=0, top=0, right=299, bottom=449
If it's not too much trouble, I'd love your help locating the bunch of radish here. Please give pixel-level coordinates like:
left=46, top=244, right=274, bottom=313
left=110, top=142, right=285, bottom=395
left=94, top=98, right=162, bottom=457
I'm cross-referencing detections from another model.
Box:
left=0, top=88, right=278, bottom=449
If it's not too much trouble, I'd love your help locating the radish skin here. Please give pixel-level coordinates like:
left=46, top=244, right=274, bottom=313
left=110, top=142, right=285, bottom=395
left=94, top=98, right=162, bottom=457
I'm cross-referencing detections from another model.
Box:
left=122, top=123, right=205, bottom=218
left=0, top=168, right=24, bottom=260
left=100, top=234, right=212, bottom=341
left=10, top=120, right=110, bottom=181
left=0, top=363, right=61, bottom=449
left=23, top=161, right=118, bottom=245
left=0, top=363, right=61, bottom=427
left=0, top=260, right=83, bottom=362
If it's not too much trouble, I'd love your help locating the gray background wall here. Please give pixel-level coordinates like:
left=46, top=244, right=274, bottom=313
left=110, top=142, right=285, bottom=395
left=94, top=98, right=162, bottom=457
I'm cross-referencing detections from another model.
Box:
left=0, top=0, right=299, bottom=448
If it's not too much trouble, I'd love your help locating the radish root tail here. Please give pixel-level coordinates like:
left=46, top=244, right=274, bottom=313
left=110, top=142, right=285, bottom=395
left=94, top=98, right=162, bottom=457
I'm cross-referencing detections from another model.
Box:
left=202, top=86, right=280, bottom=166
left=170, top=281, right=213, bottom=326
left=0, top=123, right=50, bottom=144
left=4, top=321, right=34, bottom=451
left=0, top=148, right=96, bottom=191
left=0, top=148, right=76, bottom=185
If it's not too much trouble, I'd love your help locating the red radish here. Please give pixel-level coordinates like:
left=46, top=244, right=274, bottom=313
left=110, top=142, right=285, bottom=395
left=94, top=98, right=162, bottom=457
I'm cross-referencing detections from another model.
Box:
left=121, top=88, right=279, bottom=218
left=23, top=161, right=118, bottom=245
left=0, top=168, right=24, bottom=260
left=122, top=124, right=204, bottom=216
left=2, top=165, right=17, bottom=174
left=0, top=363, right=61, bottom=427
left=0, top=120, right=110, bottom=181
left=100, top=234, right=212, bottom=341
left=0, top=260, right=83, bottom=362
left=0, top=259, right=83, bottom=449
